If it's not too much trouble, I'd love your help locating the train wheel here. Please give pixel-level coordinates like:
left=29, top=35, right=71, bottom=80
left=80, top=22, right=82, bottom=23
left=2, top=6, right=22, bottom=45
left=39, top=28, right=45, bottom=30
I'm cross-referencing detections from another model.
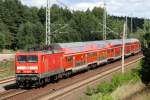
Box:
left=67, top=71, right=72, bottom=77
left=93, top=63, right=98, bottom=68
left=64, top=71, right=71, bottom=78
left=58, top=73, right=63, bottom=79
left=25, top=83, right=31, bottom=89
left=87, top=65, right=91, bottom=70
left=54, top=75, right=58, bottom=82
left=45, top=77, right=50, bottom=83
left=39, top=79, right=45, bottom=87
left=34, top=82, right=40, bottom=88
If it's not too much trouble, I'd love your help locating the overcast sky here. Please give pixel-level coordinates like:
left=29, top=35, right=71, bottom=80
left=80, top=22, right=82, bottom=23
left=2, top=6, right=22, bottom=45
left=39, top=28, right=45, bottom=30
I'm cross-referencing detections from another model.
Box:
left=20, top=0, right=150, bottom=19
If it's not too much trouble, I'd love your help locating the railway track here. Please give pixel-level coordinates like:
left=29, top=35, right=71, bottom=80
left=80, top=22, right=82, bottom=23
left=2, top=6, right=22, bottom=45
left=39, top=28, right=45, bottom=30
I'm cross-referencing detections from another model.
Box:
left=0, top=77, right=27, bottom=100
left=0, top=90, right=27, bottom=100
left=36, top=56, right=144, bottom=100
left=0, top=77, right=15, bottom=84
left=0, top=54, right=143, bottom=100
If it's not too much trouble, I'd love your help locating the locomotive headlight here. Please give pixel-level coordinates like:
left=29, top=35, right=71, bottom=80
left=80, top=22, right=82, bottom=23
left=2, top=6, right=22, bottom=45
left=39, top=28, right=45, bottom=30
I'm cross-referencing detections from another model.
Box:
left=29, top=66, right=38, bottom=70
left=17, top=66, right=26, bottom=70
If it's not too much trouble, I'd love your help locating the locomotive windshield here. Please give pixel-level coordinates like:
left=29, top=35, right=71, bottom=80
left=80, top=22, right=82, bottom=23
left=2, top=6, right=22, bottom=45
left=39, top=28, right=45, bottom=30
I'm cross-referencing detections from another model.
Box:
left=17, top=55, right=38, bottom=63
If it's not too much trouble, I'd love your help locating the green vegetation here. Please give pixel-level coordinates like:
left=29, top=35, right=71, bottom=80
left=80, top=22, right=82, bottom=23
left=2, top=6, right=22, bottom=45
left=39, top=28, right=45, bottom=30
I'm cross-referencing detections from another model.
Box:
left=141, top=48, right=150, bottom=84
left=111, top=81, right=149, bottom=100
left=0, top=32, right=5, bottom=51
left=140, top=22, right=150, bottom=85
left=0, top=0, right=149, bottom=51
left=83, top=62, right=141, bottom=100
left=0, top=60, right=15, bottom=79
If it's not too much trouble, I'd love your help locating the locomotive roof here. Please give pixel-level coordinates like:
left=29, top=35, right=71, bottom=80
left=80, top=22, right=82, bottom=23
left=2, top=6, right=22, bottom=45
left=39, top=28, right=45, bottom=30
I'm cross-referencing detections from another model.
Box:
left=50, top=38, right=139, bottom=54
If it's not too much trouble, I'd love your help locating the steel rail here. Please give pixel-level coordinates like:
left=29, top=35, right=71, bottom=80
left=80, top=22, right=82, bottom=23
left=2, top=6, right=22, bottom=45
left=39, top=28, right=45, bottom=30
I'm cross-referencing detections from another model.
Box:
left=0, top=55, right=143, bottom=100
left=0, top=76, right=15, bottom=84
left=35, top=56, right=144, bottom=100
left=0, top=90, right=27, bottom=100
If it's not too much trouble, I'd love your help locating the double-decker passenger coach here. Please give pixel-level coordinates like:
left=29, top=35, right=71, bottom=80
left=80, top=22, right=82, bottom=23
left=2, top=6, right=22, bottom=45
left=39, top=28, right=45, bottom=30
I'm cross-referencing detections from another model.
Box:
left=15, top=38, right=141, bottom=87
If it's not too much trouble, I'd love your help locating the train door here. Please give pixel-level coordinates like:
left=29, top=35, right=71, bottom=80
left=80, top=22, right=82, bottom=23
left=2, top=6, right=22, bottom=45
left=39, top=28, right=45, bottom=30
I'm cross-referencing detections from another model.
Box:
left=107, top=48, right=114, bottom=58
left=45, top=56, right=49, bottom=73
left=99, top=50, right=107, bottom=61
left=131, top=44, right=135, bottom=53
left=125, top=45, right=131, bottom=54
left=64, top=55, right=74, bottom=69
left=114, top=47, right=121, bottom=57
left=42, top=55, right=49, bottom=74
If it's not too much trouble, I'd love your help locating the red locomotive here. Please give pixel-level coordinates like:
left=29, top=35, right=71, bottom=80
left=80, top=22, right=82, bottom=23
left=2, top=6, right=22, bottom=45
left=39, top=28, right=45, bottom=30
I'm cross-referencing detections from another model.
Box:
left=15, top=39, right=141, bottom=87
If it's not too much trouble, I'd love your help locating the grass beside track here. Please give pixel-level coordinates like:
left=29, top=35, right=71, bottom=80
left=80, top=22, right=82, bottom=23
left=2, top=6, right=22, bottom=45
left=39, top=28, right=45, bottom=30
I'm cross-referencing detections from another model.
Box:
left=0, top=60, right=15, bottom=79
left=82, top=61, right=142, bottom=100
left=111, top=81, right=150, bottom=100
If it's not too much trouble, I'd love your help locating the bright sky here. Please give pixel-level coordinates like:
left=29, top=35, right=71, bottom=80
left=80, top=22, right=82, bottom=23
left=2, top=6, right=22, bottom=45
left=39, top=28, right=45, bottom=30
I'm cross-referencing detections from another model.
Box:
left=20, top=0, right=150, bottom=19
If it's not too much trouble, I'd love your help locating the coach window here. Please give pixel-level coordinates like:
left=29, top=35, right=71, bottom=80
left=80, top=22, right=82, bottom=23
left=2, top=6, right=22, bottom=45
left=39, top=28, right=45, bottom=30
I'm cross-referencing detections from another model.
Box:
left=99, top=52, right=106, bottom=60
left=76, top=61, right=84, bottom=66
left=88, top=53, right=96, bottom=57
left=103, top=52, right=107, bottom=58
left=115, top=49, right=120, bottom=56
left=108, top=49, right=111, bottom=53
left=87, top=53, right=91, bottom=57
left=93, top=53, right=97, bottom=57
left=67, top=56, right=73, bottom=62
left=111, top=49, right=114, bottom=52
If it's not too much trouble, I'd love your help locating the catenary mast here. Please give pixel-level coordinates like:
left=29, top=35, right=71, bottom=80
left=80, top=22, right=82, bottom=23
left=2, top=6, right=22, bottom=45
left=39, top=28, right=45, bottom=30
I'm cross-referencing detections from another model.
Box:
left=46, top=0, right=51, bottom=45
left=103, top=0, right=107, bottom=40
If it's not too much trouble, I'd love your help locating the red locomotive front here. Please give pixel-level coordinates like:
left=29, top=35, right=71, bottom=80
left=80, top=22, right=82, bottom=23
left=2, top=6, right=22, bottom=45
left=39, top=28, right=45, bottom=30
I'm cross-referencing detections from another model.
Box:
left=15, top=51, right=64, bottom=87
left=16, top=54, right=39, bottom=74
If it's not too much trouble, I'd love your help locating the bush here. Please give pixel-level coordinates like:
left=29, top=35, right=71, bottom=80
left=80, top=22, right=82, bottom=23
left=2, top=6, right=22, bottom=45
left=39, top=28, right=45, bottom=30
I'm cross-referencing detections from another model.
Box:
left=85, top=66, right=141, bottom=99
left=141, top=48, right=150, bottom=85
left=95, top=70, right=140, bottom=95
left=85, top=87, right=95, bottom=96
left=96, top=82, right=112, bottom=94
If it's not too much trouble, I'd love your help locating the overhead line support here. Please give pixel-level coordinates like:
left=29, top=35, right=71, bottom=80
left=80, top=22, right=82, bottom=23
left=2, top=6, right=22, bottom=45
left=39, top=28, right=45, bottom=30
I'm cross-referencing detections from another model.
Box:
left=46, top=0, right=51, bottom=45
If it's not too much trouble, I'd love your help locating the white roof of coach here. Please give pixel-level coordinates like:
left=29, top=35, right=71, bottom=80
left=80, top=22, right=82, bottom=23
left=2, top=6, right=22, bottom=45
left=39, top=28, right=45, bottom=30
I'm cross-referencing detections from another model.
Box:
left=50, top=38, right=139, bottom=54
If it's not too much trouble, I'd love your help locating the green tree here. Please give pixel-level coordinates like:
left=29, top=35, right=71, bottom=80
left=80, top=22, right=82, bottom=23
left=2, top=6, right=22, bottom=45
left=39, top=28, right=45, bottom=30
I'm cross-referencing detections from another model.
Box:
left=141, top=21, right=150, bottom=85
left=53, top=24, right=81, bottom=43
left=0, top=20, right=12, bottom=49
left=70, top=10, right=99, bottom=41
left=17, top=22, right=36, bottom=49
left=0, top=32, right=5, bottom=51
left=34, top=22, right=45, bottom=44
left=38, top=7, right=46, bottom=25
left=141, top=47, right=150, bottom=85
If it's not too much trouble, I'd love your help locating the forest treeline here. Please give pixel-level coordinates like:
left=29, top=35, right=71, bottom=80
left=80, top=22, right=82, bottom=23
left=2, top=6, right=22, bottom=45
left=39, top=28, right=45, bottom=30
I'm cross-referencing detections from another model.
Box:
left=0, top=0, right=149, bottom=50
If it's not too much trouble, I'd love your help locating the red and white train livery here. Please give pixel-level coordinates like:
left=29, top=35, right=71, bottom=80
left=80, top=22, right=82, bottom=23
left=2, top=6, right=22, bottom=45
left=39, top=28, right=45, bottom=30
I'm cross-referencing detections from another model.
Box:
left=15, top=38, right=141, bottom=87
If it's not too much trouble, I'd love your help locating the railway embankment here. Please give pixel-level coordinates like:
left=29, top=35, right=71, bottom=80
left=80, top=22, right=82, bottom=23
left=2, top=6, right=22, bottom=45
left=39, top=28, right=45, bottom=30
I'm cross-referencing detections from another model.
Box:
left=0, top=60, right=15, bottom=79
left=111, top=81, right=150, bottom=100
left=82, top=60, right=150, bottom=100
left=35, top=54, right=143, bottom=100
left=0, top=54, right=143, bottom=100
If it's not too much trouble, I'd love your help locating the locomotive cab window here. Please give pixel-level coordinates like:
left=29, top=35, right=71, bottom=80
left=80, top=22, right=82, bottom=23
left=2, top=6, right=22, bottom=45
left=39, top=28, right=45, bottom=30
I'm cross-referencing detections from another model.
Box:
left=17, top=55, right=38, bottom=63
left=17, top=55, right=26, bottom=62
left=28, top=55, right=38, bottom=63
